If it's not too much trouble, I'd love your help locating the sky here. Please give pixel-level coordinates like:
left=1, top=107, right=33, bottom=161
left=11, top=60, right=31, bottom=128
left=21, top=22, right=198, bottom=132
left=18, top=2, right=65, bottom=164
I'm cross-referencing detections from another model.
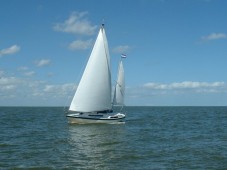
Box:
left=1, top=0, right=227, bottom=106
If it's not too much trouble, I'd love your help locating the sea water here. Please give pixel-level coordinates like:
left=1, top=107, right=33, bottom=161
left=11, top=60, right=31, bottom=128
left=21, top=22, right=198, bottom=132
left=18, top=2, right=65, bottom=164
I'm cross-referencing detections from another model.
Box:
left=0, top=106, right=227, bottom=169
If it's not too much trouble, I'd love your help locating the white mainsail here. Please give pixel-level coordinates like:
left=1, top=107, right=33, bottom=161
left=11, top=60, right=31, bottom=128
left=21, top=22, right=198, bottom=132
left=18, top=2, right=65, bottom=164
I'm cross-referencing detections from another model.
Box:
left=113, top=60, right=125, bottom=106
left=69, top=25, right=112, bottom=112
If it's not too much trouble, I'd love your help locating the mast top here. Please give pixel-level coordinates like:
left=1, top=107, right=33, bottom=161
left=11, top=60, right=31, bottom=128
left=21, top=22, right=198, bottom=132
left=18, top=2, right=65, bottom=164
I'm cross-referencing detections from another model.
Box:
left=101, top=23, right=105, bottom=29
left=101, top=19, right=105, bottom=28
left=101, top=23, right=105, bottom=31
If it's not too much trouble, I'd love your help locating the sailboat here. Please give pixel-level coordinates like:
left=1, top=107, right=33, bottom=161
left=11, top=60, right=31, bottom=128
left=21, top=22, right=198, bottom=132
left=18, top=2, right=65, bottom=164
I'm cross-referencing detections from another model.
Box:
left=113, top=59, right=125, bottom=109
left=66, top=24, right=126, bottom=124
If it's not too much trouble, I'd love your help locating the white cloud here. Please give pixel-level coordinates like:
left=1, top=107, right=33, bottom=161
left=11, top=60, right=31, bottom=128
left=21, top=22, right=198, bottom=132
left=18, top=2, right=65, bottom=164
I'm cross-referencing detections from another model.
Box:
left=0, top=76, right=21, bottom=85
left=35, top=59, right=51, bottom=67
left=144, top=81, right=225, bottom=90
left=0, top=70, right=5, bottom=77
left=68, top=39, right=93, bottom=50
left=1, top=85, right=16, bottom=90
left=0, top=76, right=20, bottom=101
left=47, top=72, right=54, bottom=77
left=1, top=74, right=227, bottom=106
left=18, top=66, right=29, bottom=71
left=53, top=11, right=97, bottom=35
left=24, top=71, right=35, bottom=77
left=17, top=66, right=35, bottom=77
left=201, top=33, right=227, bottom=41
left=112, top=45, right=131, bottom=54
left=0, top=73, right=76, bottom=106
left=124, top=81, right=227, bottom=106
left=44, top=83, right=75, bottom=95
left=0, top=45, right=20, bottom=57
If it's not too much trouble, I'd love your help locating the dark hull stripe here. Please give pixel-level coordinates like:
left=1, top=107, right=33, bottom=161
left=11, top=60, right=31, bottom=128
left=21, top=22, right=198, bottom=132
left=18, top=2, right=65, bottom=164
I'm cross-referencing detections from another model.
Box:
left=66, top=115, right=125, bottom=121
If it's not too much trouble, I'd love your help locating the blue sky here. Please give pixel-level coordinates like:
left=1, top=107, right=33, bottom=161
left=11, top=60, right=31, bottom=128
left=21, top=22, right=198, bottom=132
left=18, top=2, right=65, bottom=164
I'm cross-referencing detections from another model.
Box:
left=1, top=0, right=227, bottom=106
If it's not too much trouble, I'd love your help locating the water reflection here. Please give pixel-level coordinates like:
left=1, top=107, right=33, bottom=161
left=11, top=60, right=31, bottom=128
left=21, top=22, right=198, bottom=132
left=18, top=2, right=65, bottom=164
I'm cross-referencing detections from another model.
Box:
left=67, top=124, right=126, bottom=169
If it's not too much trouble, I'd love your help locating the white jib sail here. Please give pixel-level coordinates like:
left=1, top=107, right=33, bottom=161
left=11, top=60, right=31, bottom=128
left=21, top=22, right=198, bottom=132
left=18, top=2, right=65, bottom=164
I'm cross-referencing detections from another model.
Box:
left=113, top=60, right=125, bottom=106
left=69, top=26, right=112, bottom=112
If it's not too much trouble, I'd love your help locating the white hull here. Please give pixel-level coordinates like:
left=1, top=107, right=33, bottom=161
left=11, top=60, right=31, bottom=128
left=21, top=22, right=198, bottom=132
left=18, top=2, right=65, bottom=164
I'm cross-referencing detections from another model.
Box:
left=66, top=112, right=125, bottom=124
